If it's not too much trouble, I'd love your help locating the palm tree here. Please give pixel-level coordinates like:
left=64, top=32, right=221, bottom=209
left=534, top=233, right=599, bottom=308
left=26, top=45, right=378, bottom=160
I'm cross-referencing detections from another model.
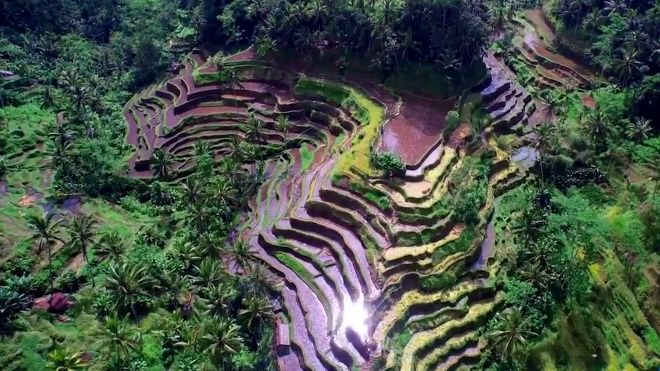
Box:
left=96, top=313, right=140, bottom=360
left=192, top=139, right=210, bottom=158
left=213, top=176, right=239, bottom=208
left=626, top=117, right=652, bottom=143
left=226, top=135, right=247, bottom=162
left=172, top=241, right=202, bottom=271
left=644, top=159, right=660, bottom=202
left=180, top=176, right=204, bottom=205
left=580, top=108, right=611, bottom=149
left=188, top=201, right=210, bottom=234
left=276, top=115, right=292, bottom=134
left=200, top=317, right=243, bottom=367
left=105, top=261, right=156, bottom=319
left=306, top=0, right=328, bottom=30
left=613, top=47, right=646, bottom=84
left=160, top=270, right=189, bottom=309
left=224, top=239, right=257, bottom=273
left=241, top=263, right=277, bottom=296
left=512, top=205, right=544, bottom=248
left=399, top=31, right=421, bottom=62
left=44, top=139, right=73, bottom=174
left=244, top=113, right=267, bottom=144
left=193, top=259, right=226, bottom=288
left=95, top=231, right=127, bottom=261
left=68, top=214, right=98, bottom=286
left=533, top=121, right=555, bottom=182
left=488, top=307, right=537, bottom=360
left=150, top=148, right=174, bottom=180
left=239, top=295, right=274, bottom=330
left=223, top=68, right=244, bottom=112
left=27, top=213, right=65, bottom=295
left=603, top=0, right=627, bottom=17
left=294, top=29, right=316, bottom=54
left=46, top=348, right=88, bottom=371
left=202, top=283, right=238, bottom=318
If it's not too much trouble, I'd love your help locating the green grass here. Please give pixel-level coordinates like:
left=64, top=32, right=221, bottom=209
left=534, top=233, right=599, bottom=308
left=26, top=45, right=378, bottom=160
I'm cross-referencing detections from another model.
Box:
left=432, top=228, right=476, bottom=265
left=299, top=144, right=314, bottom=173
left=294, top=77, right=385, bottom=177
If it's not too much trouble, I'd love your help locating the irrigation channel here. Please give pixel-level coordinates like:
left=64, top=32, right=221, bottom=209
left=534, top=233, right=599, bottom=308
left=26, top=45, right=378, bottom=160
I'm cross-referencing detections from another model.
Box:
left=120, top=9, right=594, bottom=371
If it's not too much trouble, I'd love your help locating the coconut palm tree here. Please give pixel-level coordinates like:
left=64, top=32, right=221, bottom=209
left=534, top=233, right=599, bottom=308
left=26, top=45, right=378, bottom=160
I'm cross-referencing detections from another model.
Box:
left=172, top=241, right=202, bottom=272
left=613, top=47, right=646, bottom=84
left=239, top=295, right=274, bottom=331
left=104, top=261, right=156, bottom=319
left=580, top=107, right=611, bottom=149
left=202, top=283, right=238, bottom=318
left=213, top=176, right=239, bottom=208
left=244, top=114, right=267, bottom=144
left=226, top=135, right=247, bottom=162
left=150, top=148, right=174, bottom=180
left=188, top=201, right=210, bottom=234
left=626, top=117, right=652, bottom=143
left=95, top=231, right=127, bottom=261
left=27, top=213, right=65, bottom=294
left=44, top=139, right=73, bottom=174
left=96, top=313, right=140, bottom=360
left=46, top=348, right=88, bottom=371
left=180, top=176, right=204, bottom=205
left=603, top=0, right=627, bottom=17
left=192, top=139, right=211, bottom=158
left=294, top=29, right=316, bottom=54
left=223, top=68, right=244, bottom=112
left=224, top=239, right=257, bottom=273
left=488, top=307, right=537, bottom=360
left=276, top=115, right=292, bottom=134
left=68, top=213, right=98, bottom=286
left=240, top=263, right=277, bottom=296
left=200, top=317, right=243, bottom=368
left=193, top=258, right=226, bottom=288
left=644, top=159, right=660, bottom=202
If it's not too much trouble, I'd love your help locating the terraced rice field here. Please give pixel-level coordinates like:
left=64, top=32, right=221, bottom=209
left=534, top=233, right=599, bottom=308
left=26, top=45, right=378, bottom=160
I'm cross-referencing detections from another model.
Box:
left=121, top=38, right=557, bottom=370
left=509, top=9, right=596, bottom=91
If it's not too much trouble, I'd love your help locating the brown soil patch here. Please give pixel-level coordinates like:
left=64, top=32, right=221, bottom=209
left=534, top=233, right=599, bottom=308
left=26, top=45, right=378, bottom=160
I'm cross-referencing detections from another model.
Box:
left=18, top=194, right=39, bottom=206
left=447, top=123, right=471, bottom=148
left=63, top=253, right=85, bottom=273
left=228, top=46, right=259, bottom=62
left=381, top=94, right=454, bottom=164
left=582, top=94, right=596, bottom=109
left=527, top=99, right=556, bottom=127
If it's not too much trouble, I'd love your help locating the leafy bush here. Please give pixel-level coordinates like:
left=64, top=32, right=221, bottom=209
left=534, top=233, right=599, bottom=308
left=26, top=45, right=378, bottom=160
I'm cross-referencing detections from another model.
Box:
left=445, top=110, right=461, bottom=134
left=57, top=269, right=79, bottom=292
left=420, top=271, right=457, bottom=291
left=370, top=150, right=405, bottom=177
left=0, top=287, right=29, bottom=329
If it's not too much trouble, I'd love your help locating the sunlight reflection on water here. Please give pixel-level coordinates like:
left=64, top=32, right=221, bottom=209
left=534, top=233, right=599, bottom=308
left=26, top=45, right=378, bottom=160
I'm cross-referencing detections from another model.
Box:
left=340, top=294, right=369, bottom=343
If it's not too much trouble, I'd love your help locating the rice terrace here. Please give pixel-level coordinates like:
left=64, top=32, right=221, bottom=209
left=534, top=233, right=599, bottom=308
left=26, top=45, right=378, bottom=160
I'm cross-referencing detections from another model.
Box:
left=2, top=1, right=660, bottom=371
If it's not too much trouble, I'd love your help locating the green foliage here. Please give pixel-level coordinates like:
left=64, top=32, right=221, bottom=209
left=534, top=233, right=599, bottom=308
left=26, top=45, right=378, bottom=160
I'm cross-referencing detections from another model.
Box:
left=420, top=271, right=457, bottom=292
left=370, top=150, right=405, bottom=177
left=445, top=110, right=461, bottom=134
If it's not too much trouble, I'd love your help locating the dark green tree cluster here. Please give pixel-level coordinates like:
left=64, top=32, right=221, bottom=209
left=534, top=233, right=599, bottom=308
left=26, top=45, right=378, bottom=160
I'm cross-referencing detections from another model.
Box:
left=551, top=0, right=660, bottom=128
left=218, top=0, right=489, bottom=80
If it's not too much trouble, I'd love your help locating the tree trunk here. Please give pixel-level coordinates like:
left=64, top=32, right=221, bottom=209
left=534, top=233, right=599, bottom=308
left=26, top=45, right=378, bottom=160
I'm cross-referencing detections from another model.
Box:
left=48, top=244, right=54, bottom=303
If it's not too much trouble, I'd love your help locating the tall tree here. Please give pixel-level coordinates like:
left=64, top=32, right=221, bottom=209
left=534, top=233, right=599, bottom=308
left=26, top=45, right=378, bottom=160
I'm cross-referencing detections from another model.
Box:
left=150, top=148, right=174, bottom=180
left=200, top=317, right=243, bottom=368
left=105, top=261, right=156, bottom=319
left=67, top=213, right=98, bottom=286
left=488, top=307, right=537, bottom=361
left=27, top=213, right=64, bottom=295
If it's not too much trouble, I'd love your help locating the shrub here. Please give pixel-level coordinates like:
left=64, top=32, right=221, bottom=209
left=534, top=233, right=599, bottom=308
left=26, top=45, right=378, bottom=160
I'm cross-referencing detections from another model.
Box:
left=370, top=149, right=405, bottom=177
left=445, top=110, right=461, bottom=134
left=420, top=272, right=457, bottom=291
left=57, top=269, right=79, bottom=292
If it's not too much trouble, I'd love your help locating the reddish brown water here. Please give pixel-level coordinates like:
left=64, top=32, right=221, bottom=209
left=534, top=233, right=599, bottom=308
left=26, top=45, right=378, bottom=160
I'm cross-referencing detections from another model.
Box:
left=381, top=94, right=454, bottom=165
